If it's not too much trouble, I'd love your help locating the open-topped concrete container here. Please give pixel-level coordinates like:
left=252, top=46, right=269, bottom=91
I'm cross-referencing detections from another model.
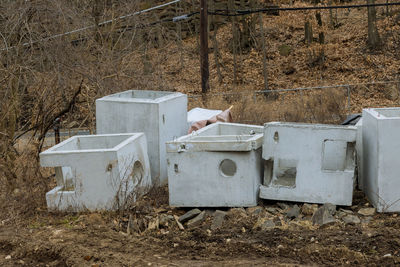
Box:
left=166, top=122, right=263, bottom=207
left=260, top=122, right=357, bottom=206
left=362, top=108, right=400, bottom=212
left=96, top=90, right=187, bottom=185
left=40, top=133, right=151, bottom=212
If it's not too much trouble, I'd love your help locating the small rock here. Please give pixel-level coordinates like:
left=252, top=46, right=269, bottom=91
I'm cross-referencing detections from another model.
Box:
left=286, top=205, right=300, bottom=219
left=159, top=214, right=174, bottom=227
left=361, top=216, right=373, bottom=224
left=5, top=255, right=11, bottom=260
left=247, top=206, right=264, bottom=216
left=343, top=215, right=361, bottom=224
left=253, top=218, right=275, bottom=230
left=265, top=207, right=279, bottom=215
left=323, top=203, right=337, bottom=215
left=211, top=210, right=227, bottom=230
left=187, top=211, right=206, bottom=227
left=358, top=208, right=376, bottom=216
left=301, top=203, right=318, bottom=216
left=312, top=206, right=336, bottom=226
left=339, top=208, right=353, bottom=214
left=261, top=220, right=276, bottom=230
left=383, top=254, right=392, bottom=258
left=393, top=214, right=398, bottom=218
left=179, top=209, right=202, bottom=223
left=277, top=203, right=290, bottom=210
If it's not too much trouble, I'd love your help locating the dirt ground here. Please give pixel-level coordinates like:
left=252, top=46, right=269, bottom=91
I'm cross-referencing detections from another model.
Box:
left=1, top=188, right=399, bottom=266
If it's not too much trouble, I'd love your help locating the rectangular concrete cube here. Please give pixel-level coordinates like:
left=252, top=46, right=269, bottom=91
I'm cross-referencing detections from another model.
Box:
left=166, top=122, right=263, bottom=207
left=260, top=122, right=357, bottom=206
left=96, top=90, right=187, bottom=185
left=362, top=108, right=400, bottom=212
left=40, top=134, right=151, bottom=212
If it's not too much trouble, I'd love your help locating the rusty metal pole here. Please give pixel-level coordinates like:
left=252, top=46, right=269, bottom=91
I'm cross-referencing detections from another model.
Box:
left=200, top=0, right=210, bottom=94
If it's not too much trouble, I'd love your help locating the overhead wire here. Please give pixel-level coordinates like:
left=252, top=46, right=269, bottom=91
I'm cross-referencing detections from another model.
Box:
left=208, top=2, right=400, bottom=16
left=0, top=0, right=190, bottom=51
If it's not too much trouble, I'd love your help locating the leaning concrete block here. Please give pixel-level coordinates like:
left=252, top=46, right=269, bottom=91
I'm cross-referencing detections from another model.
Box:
left=362, top=108, right=400, bottom=212
left=40, top=134, right=151, bottom=212
left=166, top=122, right=263, bottom=207
left=96, top=90, right=187, bottom=185
left=260, top=122, right=357, bottom=206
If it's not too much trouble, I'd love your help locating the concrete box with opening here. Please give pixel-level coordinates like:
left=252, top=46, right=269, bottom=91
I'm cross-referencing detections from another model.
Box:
left=362, top=108, right=400, bottom=212
left=40, top=133, right=151, bottom=212
left=166, top=122, right=263, bottom=207
left=96, top=90, right=187, bottom=185
left=260, top=122, right=357, bottom=206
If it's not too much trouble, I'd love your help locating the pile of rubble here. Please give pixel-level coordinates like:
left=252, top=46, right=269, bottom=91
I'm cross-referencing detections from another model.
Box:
left=121, top=202, right=379, bottom=236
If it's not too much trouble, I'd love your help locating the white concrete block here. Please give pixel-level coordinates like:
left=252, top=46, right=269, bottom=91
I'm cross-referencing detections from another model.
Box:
left=96, top=90, right=188, bottom=185
left=166, top=122, right=263, bottom=207
left=355, top=118, right=363, bottom=190
left=260, top=122, right=357, bottom=206
left=362, top=108, right=400, bottom=212
left=40, top=133, right=151, bottom=212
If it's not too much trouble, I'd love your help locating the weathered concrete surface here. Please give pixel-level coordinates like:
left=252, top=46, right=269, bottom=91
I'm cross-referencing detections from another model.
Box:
left=40, top=133, right=151, bottom=211
left=355, top=118, right=364, bottom=190
left=260, top=122, right=357, bottom=206
left=362, top=108, right=400, bottom=212
left=166, top=122, right=263, bottom=207
left=96, top=90, right=187, bottom=185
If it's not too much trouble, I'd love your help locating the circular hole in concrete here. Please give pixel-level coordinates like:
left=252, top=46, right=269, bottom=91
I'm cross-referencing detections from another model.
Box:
left=219, top=159, right=237, bottom=177
left=132, top=161, right=144, bottom=184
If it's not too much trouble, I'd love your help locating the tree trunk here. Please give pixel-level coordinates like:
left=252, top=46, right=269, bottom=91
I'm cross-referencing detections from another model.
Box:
left=367, top=0, right=381, bottom=49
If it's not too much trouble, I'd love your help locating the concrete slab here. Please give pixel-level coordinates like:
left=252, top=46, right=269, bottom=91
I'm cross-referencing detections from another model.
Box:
left=40, top=133, right=151, bottom=212
left=96, top=90, right=187, bottom=185
left=362, top=108, right=400, bottom=212
left=260, top=122, right=357, bottom=206
left=166, top=122, right=263, bottom=207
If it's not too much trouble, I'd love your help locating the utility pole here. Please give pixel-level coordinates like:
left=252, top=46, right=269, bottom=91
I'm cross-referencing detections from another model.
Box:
left=200, top=0, right=210, bottom=94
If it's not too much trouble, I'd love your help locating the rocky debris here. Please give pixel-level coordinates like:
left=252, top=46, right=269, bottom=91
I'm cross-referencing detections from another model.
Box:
left=340, top=209, right=353, bottom=214
left=324, top=203, right=337, bottom=215
left=211, top=210, right=227, bottom=230
left=159, top=214, right=174, bottom=228
left=277, top=203, right=290, bottom=211
left=179, top=209, right=201, bottom=223
left=228, top=208, right=248, bottom=218
left=246, top=206, right=264, bottom=216
left=358, top=208, right=376, bottom=216
left=343, top=215, right=361, bottom=224
left=253, top=217, right=276, bottom=231
left=285, top=205, right=300, bottom=219
left=265, top=207, right=279, bottom=215
left=187, top=211, right=206, bottom=227
left=301, top=203, right=318, bottom=216
left=312, top=204, right=337, bottom=226
left=361, top=216, right=373, bottom=224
